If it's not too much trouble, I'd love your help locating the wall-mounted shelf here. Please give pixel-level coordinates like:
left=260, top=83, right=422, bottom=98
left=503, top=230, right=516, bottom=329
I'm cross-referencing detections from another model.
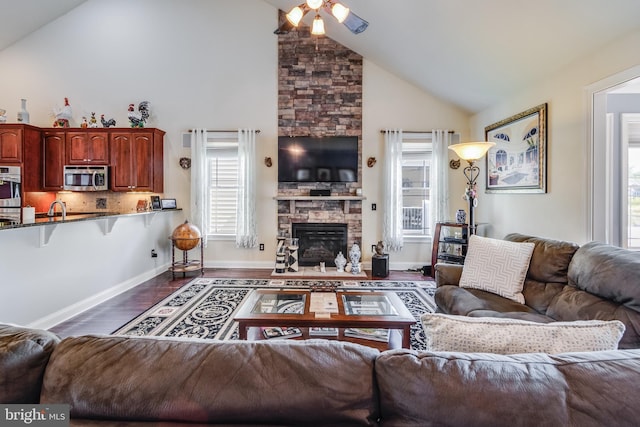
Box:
left=274, top=195, right=365, bottom=214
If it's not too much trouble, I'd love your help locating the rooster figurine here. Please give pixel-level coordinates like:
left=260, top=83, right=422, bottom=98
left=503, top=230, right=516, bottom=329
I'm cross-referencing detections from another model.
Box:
left=128, top=101, right=150, bottom=128
left=101, top=114, right=116, bottom=128
left=53, top=97, right=73, bottom=127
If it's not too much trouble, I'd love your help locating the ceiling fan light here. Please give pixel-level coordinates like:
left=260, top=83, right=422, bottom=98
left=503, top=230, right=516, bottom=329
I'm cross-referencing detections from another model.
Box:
left=311, top=14, right=325, bottom=35
left=331, top=3, right=350, bottom=23
left=306, top=0, right=324, bottom=10
left=286, top=6, right=305, bottom=26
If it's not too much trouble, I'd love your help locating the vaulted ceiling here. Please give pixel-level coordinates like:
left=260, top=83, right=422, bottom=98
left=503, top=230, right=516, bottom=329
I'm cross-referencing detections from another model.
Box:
left=2, top=0, right=640, bottom=113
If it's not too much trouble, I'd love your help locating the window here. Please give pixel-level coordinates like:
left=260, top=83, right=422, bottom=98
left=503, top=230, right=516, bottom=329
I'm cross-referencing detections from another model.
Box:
left=206, top=138, right=239, bottom=236
left=622, top=115, right=640, bottom=249
left=402, top=139, right=431, bottom=236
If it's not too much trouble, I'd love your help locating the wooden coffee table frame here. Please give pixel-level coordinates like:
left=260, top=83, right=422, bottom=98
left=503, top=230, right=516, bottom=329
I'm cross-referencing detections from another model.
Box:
left=234, top=289, right=416, bottom=349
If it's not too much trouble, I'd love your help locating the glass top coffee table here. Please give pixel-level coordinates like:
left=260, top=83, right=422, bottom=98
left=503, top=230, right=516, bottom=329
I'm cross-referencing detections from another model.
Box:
left=233, top=289, right=416, bottom=349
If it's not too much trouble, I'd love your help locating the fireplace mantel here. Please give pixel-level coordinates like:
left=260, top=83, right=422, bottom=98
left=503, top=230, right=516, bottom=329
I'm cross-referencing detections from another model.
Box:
left=274, top=195, right=365, bottom=214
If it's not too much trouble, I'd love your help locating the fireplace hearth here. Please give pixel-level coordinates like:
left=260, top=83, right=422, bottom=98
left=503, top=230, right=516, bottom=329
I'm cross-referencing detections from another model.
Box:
left=292, top=223, right=348, bottom=267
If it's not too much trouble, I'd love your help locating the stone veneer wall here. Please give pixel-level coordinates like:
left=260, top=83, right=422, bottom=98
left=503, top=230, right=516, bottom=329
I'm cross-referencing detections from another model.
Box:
left=277, top=13, right=363, bottom=246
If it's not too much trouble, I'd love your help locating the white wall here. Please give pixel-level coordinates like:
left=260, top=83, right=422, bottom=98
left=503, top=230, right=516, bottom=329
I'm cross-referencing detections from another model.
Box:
left=362, top=60, right=470, bottom=269
left=470, top=29, right=640, bottom=244
left=0, top=0, right=470, bottom=275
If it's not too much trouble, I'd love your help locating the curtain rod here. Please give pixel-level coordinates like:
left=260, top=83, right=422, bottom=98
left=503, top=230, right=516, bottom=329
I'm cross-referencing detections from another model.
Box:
left=379, top=130, right=455, bottom=134
left=188, top=129, right=261, bottom=133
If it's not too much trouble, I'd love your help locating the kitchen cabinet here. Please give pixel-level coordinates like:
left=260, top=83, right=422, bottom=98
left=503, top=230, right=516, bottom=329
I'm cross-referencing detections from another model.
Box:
left=0, top=124, right=42, bottom=192
left=42, top=130, right=66, bottom=190
left=0, top=127, right=22, bottom=163
left=110, top=129, right=164, bottom=192
left=66, top=131, right=109, bottom=164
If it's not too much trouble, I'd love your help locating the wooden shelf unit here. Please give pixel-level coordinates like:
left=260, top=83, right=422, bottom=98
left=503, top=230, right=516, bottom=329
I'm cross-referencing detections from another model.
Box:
left=431, top=222, right=470, bottom=277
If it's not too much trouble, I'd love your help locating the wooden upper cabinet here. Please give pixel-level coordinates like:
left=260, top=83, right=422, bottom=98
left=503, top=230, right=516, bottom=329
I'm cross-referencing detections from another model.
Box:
left=110, top=129, right=163, bottom=192
left=0, top=124, right=42, bottom=192
left=0, top=127, right=23, bottom=163
left=66, top=131, right=109, bottom=164
left=43, top=131, right=66, bottom=190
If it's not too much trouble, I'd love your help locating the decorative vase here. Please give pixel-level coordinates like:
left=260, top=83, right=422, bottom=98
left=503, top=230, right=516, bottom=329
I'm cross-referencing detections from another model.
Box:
left=334, top=251, right=347, bottom=272
left=456, top=209, right=466, bottom=224
left=287, top=238, right=299, bottom=272
left=275, top=236, right=287, bottom=273
left=349, top=243, right=361, bottom=275
left=17, top=99, right=29, bottom=124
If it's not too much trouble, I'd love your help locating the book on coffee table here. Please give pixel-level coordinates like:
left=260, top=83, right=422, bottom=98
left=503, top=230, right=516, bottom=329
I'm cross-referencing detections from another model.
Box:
left=261, top=326, right=303, bottom=339
left=344, top=328, right=390, bottom=342
left=309, top=327, right=339, bottom=337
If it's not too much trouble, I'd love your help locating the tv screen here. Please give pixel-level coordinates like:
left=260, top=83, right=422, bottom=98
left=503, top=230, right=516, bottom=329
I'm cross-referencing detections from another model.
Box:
left=278, top=136, right=358, bottom=183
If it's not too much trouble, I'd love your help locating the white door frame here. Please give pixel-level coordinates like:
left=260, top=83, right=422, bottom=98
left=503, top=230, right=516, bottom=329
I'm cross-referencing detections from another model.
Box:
left=585, top=65, right=640, bottom=243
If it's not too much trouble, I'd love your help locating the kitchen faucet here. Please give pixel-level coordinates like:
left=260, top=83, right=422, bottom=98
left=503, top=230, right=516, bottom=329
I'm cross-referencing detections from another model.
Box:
left=47, top=200, right=66, bottom=220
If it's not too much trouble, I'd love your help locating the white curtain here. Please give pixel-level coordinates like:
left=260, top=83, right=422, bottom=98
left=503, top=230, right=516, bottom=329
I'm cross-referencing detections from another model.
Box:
left=383, top=129, right=404, bottom=251
left=430, top=129, right=451, bottom=235
left=190, top=128, right=209, bottom=247
left=236, top=128, right=258, bottom=248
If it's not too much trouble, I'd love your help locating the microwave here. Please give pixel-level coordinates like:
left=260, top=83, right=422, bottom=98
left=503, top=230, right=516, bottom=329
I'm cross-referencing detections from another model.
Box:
left=63, top=165, right=108, bottom=191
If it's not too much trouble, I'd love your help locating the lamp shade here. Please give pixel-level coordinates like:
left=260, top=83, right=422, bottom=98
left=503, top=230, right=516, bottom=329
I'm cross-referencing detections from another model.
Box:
left=448, top=142, right=496, bottom=161
left=307, top=0, right=323, bottom=9
left=331, top=3, right=350, bottom=22
left=286, top=6, right=305, bottom=26
left=311, top=15, right=325, bottom=34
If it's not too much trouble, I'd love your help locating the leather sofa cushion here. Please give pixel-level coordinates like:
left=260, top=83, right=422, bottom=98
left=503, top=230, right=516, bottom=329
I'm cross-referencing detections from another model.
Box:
left=376, top=348, right=640, bottom=427
left=546, top=285, right=640, bottom=349
left=505, top=233, right=579, bottom=284
left=41, top=336, right=380, bottom=426
left=0, top=324, right=60, bottom=403
left=568, top=241, right=640, bottom=312
left=435, top=285, right=550, bottom=321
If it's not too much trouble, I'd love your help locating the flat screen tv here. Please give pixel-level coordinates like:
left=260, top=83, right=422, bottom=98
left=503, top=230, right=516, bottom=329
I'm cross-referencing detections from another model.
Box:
left=278, top=136, right=358, bottom=183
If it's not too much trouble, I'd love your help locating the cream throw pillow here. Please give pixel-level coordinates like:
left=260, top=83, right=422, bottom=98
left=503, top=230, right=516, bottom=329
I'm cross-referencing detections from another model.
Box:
left=421, top=313, right=626, bottom=354
left=459, top=235, right=535, bottom=303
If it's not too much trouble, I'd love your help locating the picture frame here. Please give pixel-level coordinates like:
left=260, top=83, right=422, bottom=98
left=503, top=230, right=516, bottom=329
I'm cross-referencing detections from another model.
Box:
left=161, top=198, right=177, bottom=210
left=150, top=195, right=161, bottom=211
left=484, top=103, right=547, bottom=193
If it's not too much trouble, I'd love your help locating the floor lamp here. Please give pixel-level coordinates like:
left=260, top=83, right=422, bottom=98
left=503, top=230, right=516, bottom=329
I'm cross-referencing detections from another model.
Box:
left=448, top=142, right=495, bottom=235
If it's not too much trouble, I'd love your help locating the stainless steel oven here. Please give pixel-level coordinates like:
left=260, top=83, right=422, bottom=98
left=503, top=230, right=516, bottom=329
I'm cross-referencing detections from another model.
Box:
left=0, top=165, right=21, bottom=225
left=63, top=165, right=108, bottom=191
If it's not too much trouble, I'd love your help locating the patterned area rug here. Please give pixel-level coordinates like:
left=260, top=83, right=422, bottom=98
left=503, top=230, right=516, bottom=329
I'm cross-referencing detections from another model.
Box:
left=113, top=278, right=437, bottom=350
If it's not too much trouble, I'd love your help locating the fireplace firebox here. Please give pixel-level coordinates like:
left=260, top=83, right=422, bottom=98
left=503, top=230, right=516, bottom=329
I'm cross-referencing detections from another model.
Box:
left=292, top=223, right=348, bottom=267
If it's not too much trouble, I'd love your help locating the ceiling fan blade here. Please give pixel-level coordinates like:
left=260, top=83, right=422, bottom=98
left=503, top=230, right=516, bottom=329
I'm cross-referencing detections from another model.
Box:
left=342, top=11, right=368, bottom=34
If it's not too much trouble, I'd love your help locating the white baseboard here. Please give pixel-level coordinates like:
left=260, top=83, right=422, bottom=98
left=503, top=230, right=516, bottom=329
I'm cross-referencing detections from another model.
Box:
left=28, top=263, right=171, bottom=330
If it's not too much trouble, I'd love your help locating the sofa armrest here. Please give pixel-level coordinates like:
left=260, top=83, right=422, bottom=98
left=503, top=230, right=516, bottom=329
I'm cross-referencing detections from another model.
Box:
left=434, top=263, right=463, bottom=287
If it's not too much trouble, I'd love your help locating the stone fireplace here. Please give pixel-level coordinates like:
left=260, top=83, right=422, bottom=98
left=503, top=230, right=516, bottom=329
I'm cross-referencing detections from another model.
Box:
left=276, top=12, right=364, bottom=264
left=292, top=223, right=348, bottom=266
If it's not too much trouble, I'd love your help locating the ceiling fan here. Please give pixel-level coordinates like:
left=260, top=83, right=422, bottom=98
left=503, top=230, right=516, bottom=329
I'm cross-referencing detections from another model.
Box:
left=274, top=0, right=369, bottom=36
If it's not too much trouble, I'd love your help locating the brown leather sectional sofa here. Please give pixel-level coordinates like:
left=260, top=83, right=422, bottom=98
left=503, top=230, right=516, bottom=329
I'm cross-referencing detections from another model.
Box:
left=2, top=322, right=640, bottom=426
left=435, top=233, right=640, bottom=349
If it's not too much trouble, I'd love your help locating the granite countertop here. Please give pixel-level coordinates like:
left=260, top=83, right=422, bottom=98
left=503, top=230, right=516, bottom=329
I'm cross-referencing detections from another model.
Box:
left=0, top=209, right=181, bottom=231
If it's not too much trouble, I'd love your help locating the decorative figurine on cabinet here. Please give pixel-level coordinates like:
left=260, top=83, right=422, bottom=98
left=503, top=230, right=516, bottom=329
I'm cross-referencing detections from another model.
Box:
left=128, top=101, right=150, bottom=128
left=100, top=114, right=116, bottom=127
left=53, top=97, right=72, bottom=127
left=80, top=117, right=88, bottom=128
left=88, top=112, right=99, bottom=128
left=0, top=109, right=8, bottom=123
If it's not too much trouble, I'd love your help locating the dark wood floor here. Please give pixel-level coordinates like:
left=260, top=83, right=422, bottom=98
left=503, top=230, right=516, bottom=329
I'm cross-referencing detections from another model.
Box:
left=49, top=268, right=432, bottom=338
